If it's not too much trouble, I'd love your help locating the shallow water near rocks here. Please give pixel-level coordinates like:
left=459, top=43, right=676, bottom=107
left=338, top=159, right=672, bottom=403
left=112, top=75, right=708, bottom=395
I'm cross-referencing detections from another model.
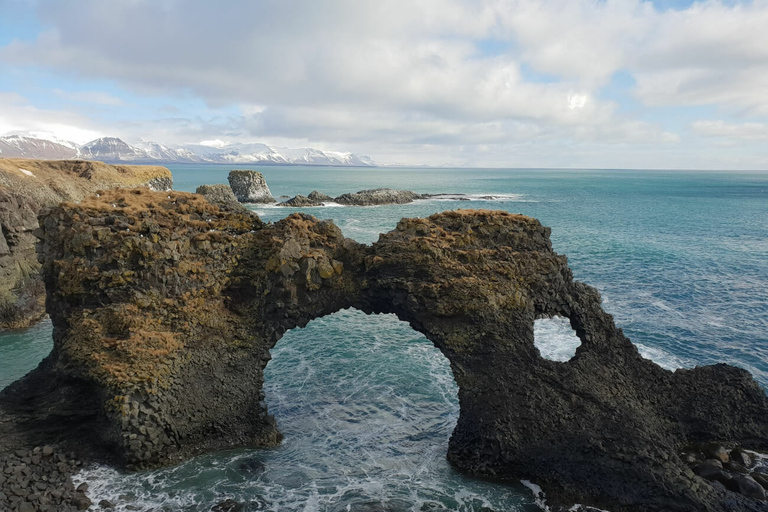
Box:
left=2, top=167, right=767, bottom=511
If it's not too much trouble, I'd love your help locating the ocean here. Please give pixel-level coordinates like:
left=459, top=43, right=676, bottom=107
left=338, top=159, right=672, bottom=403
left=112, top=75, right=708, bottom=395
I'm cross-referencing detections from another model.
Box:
left=1, top=166, right=767, bottom=511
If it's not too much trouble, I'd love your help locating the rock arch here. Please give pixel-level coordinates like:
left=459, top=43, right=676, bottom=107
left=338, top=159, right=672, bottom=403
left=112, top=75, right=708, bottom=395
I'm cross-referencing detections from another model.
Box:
left=3, top=188, right=768, bottom=512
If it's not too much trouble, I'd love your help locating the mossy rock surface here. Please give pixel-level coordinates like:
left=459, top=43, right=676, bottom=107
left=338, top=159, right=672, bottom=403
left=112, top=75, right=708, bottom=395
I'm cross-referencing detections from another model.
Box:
left=2, top=192, right=768, bottom=512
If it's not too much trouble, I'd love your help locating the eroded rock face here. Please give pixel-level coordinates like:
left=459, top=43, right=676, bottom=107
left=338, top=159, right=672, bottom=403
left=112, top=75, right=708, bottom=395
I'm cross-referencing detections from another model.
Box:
left=0, top=158, right=173, bottom=329
left=0, top=190, right=45, bottom=327
left=334, top=188, right=422, bottom=206
left=278, top=190, right=335, bottom=207
left=195, top=184, right=249, bottom=214
left=277, top=194, right=320, bottom=207
left=2, top=189, right=768, bottom=512
left=227, top=170, right=275, bottom=203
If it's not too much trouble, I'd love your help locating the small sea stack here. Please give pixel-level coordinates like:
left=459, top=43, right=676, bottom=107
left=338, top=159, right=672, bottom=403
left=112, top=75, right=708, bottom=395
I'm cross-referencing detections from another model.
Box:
left=227, top=170, right=275, bottom=203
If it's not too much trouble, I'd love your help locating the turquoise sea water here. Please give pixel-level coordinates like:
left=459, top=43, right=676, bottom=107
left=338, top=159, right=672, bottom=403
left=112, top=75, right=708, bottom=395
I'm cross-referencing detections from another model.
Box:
left=2, top=166, right=767, bottom=511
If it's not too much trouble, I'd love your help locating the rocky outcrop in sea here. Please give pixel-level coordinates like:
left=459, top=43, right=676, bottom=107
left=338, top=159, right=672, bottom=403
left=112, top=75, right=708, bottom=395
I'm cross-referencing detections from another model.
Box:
left=1, top=188, right=767, bottom=511
left=333, top=188, right=423, bottom=205
left=278, top=188, right=423, bottom=207
left=278, top=190, right=335, bottom=207
left=227, top=170, right=275, bottom=203
left=0, top=158, right=172, bottom=329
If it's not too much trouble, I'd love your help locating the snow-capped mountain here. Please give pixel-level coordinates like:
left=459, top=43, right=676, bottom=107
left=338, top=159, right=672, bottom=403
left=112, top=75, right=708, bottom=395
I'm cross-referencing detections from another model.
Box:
left=0, top=134, right=78, bottom=159
left=0, top=133, right=376, bottom=166
left=79, top=137, right=147, bottom=162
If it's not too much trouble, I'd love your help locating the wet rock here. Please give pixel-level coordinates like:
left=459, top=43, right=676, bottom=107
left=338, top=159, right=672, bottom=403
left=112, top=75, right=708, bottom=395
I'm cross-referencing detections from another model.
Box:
left=704, top=444, right=730, bottom=463
left=238, top=458, right=265, bottom=475
left=723, top=461, right=749, bottom=474
left=73, top=493, right=92, bottom=510
left=695, top=464, right=733, bottom=486
left=308, top=191, right=333, bottom=203
left=752, top=472, right=768, bottom=489
left=334, top=188, right=423, bottom=206
left=211, top=498, right=242, bottom=511
left=99, top=499, right=115, bottom=509
left=700, top=458, right=724, bottom=470
left=731, top=475, right=766, bottom=500
left=730, top=449, right=752, bottom=468
left=227, top=170, right=275, bottom=203
left=278, top=194, right=320, bottom=207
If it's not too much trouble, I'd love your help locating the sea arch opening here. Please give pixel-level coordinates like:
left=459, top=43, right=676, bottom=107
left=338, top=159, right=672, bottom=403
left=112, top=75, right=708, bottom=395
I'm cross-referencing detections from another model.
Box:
left=257, top=307, right=527, bottom=510
left=533, top=315, right=583, bottom=362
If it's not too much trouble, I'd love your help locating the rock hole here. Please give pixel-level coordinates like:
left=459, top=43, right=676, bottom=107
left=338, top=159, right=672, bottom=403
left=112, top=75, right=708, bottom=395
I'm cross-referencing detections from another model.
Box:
left=534, top=315, right=582, bottom=362
left=262, top=308, right=468, bottom=505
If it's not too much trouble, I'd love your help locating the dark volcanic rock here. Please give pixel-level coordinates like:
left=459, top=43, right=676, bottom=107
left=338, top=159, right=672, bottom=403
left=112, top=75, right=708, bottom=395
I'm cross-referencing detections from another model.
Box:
left=0, top=158, right=173, bottom=329
left=278, top=194, right=320, bottom=207
left=0, top=445, right=89, bottom=512
left=227, top=170, right=275, bottom=203
left=2, top=195, right=768, bottom=512
left=278, top=190, right=336, bottom=207
left=308, top=190, right=334, bottom=202
left=334, top=188, right=422, bottom=205
left=731, top=476, right=766, bottom=500
left=196, top=184, right=250, bottom=214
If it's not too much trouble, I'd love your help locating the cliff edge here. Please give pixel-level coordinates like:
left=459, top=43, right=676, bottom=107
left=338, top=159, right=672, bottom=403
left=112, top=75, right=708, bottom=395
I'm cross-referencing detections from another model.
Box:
left=0, top=159, right=172, bottom=328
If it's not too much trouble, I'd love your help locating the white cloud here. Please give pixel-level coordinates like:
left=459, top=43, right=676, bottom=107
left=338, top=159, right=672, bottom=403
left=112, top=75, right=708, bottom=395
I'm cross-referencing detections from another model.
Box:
left=0, top=92, right=105, bottom=143
left=0, top=0, right=767, bottom=167
left=692, top=120, right=768, bottom=140
left=632, top=0, right=768, bottom=113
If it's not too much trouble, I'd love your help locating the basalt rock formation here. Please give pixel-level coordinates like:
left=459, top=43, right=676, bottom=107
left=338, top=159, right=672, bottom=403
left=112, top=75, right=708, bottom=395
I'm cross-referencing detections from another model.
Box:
left=334, top=188, right=423, bottom=205
left=195, top=183, right=250, bottom=214
left=278, top=189, right=422, bottom=207
left=278, top=190, right=335, bottom=207
left=0, top=159, right=172, bottom=328
left=227, top=170, right=275, bottom=203
left=2, top=188, right=768, bottom=512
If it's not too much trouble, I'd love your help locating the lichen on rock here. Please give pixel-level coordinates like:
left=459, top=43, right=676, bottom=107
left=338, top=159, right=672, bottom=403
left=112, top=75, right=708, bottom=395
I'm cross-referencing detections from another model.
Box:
left=2, top=192, right=768, bottom=512
left=227, top=170, right=275, bottom=203
left=196, top=183, right=250, bottom=214
left=0, top=158, right=173, bottom=329
left=334, top=188, right=422, bottom=206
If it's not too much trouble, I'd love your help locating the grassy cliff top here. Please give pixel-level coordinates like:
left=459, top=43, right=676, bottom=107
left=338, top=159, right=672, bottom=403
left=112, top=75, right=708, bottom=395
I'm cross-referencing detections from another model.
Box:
left=0, top=158, right=172, bottom=207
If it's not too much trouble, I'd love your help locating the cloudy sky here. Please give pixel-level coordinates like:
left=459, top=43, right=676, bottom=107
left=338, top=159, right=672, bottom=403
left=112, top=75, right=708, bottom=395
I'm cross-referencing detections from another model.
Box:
left=1, top=0, right=767, bottom=168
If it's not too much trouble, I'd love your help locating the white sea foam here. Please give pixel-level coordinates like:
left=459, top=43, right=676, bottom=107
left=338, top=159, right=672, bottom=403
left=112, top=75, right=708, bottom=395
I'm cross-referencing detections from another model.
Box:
left=75, top=309, right=529, bottom=511
left=634, top=342, right=686, bottom=370
left=521, top=480, right=549, bottom=511
left=534, top=316, right=581, bottom=362
left=423, top=192, right=536, bottom=203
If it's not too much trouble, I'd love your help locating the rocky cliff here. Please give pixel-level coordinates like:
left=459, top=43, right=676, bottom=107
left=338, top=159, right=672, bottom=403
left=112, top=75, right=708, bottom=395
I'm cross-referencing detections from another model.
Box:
left=228, top=170, right=275, bottom=203
left=2, top=190, right=767, bottom=512
left=0, top=159, right=172, bottom=328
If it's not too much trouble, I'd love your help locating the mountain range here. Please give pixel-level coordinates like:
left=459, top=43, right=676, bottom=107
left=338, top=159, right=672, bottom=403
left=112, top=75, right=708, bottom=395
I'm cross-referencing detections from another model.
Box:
left=0, top=133, right=376, bottom=167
